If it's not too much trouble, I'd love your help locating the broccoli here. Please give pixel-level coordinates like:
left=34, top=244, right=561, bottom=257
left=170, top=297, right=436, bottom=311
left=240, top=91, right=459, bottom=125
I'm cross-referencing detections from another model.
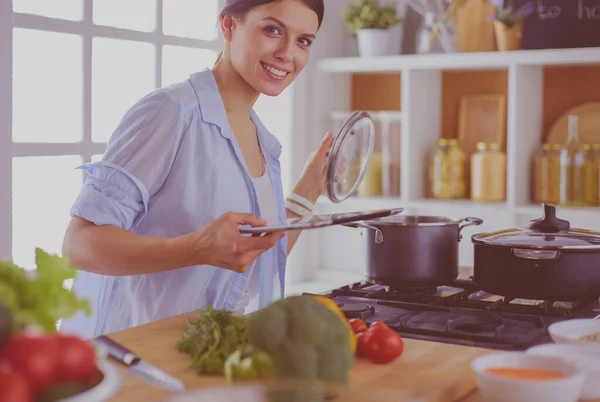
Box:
left=246, top=295, right=355, bottom=402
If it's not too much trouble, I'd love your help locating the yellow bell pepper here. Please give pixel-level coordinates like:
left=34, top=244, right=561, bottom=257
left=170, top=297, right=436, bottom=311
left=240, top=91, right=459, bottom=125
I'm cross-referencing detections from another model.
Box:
left=313, top=295, right=357, bottom=353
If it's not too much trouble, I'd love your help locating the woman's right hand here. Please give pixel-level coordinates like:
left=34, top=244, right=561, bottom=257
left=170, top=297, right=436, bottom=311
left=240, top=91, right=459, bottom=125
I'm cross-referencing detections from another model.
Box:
left=181, top=212, right=285, bottom=273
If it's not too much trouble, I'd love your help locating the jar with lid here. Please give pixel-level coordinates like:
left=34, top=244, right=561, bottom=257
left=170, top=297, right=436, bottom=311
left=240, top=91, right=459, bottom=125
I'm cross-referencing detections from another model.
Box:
left=446, top=139, right=467, bottom=199
left=547, top=144, right=562, bottom=204
left=430, top=138, right=449, bottom=199
left=471, top=142, right=506, bottom=202
left=532, top=143, right=551, bottom=204
left=559, top=115, right=586, bottom=206
left=430, top=138, right=467, bottom=199
left=582, top=143, right=600, bottom=206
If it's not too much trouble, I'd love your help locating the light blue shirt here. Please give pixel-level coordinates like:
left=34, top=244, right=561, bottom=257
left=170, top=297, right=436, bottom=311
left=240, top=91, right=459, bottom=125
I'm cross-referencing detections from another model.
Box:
left=59, top=69, right=288, bottom=339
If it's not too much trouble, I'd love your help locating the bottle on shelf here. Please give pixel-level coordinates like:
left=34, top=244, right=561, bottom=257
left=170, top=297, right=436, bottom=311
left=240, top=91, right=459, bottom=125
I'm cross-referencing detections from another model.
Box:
left=471, top=142, right=506, bottom=202
left=582, top=144, right=600, bottom=207
left=559, top=115, right=586, bottom=207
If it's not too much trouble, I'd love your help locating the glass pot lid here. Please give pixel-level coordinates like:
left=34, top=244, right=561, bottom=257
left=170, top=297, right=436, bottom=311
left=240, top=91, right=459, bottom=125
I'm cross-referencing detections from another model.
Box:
left=471, top=203, right=600, bottom=250
left=325, top=111, right=376, bottom=203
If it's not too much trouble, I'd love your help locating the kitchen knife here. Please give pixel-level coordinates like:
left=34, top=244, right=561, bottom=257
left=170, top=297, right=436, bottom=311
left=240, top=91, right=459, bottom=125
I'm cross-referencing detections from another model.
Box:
left=95, top=335, right=186, bottom=394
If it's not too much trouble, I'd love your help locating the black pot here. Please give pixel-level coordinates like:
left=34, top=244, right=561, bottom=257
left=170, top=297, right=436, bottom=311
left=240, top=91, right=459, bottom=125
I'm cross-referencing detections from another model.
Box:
left=348, top=215, right=483, bottom=289
left=471, top=203, right=600, bottom=301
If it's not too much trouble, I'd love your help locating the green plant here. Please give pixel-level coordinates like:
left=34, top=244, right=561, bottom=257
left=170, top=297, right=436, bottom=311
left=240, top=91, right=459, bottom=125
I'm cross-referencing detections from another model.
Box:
left=344, top=0, right=404, bottom=37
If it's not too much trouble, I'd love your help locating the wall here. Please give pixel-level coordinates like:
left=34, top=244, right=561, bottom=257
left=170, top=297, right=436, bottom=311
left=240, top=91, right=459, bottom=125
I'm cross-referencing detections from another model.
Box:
left=351, top=65, right=600, bottom=141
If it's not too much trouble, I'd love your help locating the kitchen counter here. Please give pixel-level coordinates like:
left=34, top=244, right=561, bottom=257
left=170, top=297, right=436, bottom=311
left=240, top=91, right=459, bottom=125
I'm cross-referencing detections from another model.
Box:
left=105, top=310, right=491, bottom=402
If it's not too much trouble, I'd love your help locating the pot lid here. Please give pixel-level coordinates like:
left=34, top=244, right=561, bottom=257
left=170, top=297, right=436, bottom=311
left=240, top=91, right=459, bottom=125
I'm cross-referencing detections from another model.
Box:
left=325, top=111, right=376, bottom=203
left=472, top=203, right=600, bottom=250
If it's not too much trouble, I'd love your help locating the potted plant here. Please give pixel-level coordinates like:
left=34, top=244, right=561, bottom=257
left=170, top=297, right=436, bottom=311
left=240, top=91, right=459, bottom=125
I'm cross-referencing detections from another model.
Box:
left=344, top=0, right=405, bottom=57
left=489, top=0, right=535, bottom=51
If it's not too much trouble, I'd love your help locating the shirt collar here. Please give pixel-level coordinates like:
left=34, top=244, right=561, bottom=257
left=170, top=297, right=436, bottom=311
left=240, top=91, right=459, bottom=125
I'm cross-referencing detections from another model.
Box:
left=189, top=68, right=282, bottom=160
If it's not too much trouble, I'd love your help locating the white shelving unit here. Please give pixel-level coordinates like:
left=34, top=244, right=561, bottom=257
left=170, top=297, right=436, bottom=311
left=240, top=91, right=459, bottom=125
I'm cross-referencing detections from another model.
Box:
left=298, top=47, right=600, bottom=287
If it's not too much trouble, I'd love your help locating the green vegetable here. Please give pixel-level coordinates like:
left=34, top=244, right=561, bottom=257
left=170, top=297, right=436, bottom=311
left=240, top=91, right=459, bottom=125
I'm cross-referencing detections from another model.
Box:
left=0, top=301, right=13, bottom=348
left=175, top=306, right=249, bottom=375
left=344, top=0, right=404, bottom=37
left=224, top=344, right=274, bottom=383
left=0, top=248, right=91, bottom=333
left=246, top=296, right=354, bottom=402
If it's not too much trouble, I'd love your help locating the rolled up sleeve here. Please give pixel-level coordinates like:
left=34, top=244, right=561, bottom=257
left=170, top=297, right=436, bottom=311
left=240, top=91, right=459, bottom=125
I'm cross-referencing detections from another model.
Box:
left=70, top=89, right=185, bottom=230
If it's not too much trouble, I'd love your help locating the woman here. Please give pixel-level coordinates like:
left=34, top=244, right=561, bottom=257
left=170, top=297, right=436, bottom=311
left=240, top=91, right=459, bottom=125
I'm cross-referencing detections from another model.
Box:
left=60, top=0, right=327, bottom=339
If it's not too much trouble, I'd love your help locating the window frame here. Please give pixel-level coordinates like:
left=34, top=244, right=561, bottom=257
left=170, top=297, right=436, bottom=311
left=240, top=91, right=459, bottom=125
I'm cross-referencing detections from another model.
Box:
left=0, top=0, right=225, bottom=262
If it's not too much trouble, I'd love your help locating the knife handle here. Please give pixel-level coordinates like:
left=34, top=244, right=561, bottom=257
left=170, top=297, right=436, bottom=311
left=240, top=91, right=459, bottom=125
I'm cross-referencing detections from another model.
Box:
left=94, top=335, right=140, bottom=366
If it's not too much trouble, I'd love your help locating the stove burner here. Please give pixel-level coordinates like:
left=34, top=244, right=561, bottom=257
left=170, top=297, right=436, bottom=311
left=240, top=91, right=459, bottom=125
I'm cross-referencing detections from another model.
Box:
left=447, top=314, right=504, bottom=332
left=315, top=280, right=600, bottom=351
left=340, top=303, right=375, bottom=319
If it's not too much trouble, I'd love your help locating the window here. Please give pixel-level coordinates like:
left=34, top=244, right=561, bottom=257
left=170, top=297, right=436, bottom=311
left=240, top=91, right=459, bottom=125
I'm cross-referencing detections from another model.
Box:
left=1, top=0, right=295, bottom=269
left=1, top=1, right=224, bottom=269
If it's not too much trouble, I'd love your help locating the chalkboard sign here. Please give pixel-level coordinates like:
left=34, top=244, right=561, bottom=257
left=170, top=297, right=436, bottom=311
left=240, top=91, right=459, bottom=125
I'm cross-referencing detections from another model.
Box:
left=510, top=0, right=600, bottom=49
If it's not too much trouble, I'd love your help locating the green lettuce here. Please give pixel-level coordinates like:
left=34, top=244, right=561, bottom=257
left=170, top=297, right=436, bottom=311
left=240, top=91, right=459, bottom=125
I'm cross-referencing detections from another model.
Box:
left=0, top=248, right=91, bottom=333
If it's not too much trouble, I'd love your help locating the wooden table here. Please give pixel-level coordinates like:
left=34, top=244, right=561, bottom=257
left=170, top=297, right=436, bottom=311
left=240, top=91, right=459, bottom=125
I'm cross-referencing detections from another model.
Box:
left=105, top=311, right=492, bottom=402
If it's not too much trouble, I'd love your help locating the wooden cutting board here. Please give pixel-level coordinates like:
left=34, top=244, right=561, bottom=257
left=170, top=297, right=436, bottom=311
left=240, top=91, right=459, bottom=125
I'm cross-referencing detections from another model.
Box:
left=454, top=0, right=497, bottom=52
left=104, top=311, right=489, bottom=402
left=546, top=102, right=600, bottom=146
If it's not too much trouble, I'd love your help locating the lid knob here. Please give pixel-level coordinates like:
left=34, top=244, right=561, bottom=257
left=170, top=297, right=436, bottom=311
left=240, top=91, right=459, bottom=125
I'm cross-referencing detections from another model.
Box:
left=528, top=203, right=570, bottom=233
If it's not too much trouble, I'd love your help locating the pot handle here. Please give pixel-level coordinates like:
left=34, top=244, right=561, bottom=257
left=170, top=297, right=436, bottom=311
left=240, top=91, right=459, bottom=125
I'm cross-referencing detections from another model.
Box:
left=457, top=217, right=484, bottom=241
left=343, top=222, right=384, bottom=244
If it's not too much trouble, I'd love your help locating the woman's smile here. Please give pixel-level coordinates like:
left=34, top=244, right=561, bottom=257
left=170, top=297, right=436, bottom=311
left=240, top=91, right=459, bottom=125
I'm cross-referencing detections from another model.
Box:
left=260, top=62, right=291, bottom=80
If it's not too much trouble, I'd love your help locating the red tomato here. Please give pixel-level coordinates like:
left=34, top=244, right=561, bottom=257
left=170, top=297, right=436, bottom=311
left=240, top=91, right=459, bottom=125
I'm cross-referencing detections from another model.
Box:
left=348, top=319, right=368, bottom=334
left=369, top=321, right=390, bottom=331
left=3, top=332, right=59, bottom=394
left=363, top=326, right=404, bottom=364
left=0, top=360, right=34, bottom=402
left=355, top=332, right=368, bottom=358
left=54, top=334, right=97, bottom=383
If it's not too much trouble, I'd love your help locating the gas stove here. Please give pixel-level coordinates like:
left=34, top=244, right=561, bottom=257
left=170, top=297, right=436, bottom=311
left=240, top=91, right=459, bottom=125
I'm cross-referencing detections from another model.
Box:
left=305, top=279, right=600, bottom=351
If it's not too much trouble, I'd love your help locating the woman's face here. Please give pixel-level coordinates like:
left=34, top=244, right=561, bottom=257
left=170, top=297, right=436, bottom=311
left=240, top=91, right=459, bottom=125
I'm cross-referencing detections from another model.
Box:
left=226, top=0, right=319, bottom=97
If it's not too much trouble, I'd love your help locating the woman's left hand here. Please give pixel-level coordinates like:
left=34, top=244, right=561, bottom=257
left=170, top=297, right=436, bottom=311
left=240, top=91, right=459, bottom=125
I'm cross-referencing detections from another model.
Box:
left=292, top=132, right=333, bottom=204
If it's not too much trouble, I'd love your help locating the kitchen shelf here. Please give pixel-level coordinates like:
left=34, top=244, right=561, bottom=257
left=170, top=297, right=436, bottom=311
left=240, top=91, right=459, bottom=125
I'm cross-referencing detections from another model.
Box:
left=303, top=45, right=600, bottom=275
left=318, top=47, right=600, bottom=73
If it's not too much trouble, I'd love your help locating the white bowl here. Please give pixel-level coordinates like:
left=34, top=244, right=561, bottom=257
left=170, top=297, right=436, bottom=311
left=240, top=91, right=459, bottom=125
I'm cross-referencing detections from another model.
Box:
left=61, top=358, right=122, bottom=402
left=548, top=319, right=600, bottom=345
left=471, top=352, right=585, bottom=402
left=527, top=343, right=600, bottom=400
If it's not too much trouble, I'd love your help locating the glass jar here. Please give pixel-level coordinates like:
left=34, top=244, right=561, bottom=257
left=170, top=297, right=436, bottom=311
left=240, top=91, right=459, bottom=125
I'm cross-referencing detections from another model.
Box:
left=430, top=138, right=467, bottom=199
left=532, top=143, right=551, bottom=204
left=583, top=143, right=600, bottom=206
left=446, top=139, right=467, bottom=199
left=547, top=144, right=562, bottom=204
left=379, top=113, right=401, bottom=197
left=471, top=142, right=506, bottom=202
left=559, top=115, right=586, bottom=206
left=430, top=138, right=449, bottom=199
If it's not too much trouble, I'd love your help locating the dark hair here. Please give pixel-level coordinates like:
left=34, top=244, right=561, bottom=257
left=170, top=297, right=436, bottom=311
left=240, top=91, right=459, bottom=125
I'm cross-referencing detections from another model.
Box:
left=214, top=0, right=324, bottom=65
left=220, top=0, right=324, bottom=29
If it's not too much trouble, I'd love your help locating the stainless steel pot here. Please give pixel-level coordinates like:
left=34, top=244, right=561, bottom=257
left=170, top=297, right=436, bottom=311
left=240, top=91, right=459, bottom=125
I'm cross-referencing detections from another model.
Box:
left=347, top=215, right=483, bottom=289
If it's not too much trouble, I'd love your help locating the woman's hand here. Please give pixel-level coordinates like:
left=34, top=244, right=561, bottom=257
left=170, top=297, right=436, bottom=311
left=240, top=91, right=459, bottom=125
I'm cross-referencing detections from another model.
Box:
left=181, top=212, right=285, bottom=273
left=292, top=132, right=334, bottom=205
